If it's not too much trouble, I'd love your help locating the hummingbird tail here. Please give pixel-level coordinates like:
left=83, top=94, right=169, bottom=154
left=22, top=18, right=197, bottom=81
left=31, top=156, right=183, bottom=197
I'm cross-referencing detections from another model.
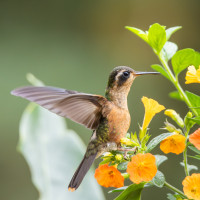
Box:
left=68, top=152, right=97, bottom=191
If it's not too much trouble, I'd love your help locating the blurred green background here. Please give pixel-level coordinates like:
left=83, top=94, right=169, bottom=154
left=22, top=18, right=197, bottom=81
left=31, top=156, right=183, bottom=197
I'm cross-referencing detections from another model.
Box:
left=1, top=0, right=200, bottom=199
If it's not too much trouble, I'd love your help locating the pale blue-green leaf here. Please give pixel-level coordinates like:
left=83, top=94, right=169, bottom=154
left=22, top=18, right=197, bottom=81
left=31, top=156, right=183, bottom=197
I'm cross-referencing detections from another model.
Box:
left=151, top=170, right=165, bottom=188
left=162, top=41, right=178, bottom=62
left=114, top=183, right=145, bottom=200
left=188, top=146, right=200, bottom=154
left=147, top=133, right=175, bottom=152
left=166, top=26, right=182, bottom=41
left=125, top=26, right=148, bottom=43
left=18, top=103, right=105, bottom=200
left=167, top=193, right=178, bottom=200
left=117, top=162, right=128, bottom=171
left=148, top=23, right=166, bottom=54
left=171, top=48, right=196, bottom=76
left=26, top=73, right=44, bottom=86
left=180, top=162, right=198, bottom=173
left=185, top=91, right=200, bottom=116
left=155, top=155, right=168, bottom=167
left=169, top=91, right=183, bottom=101
left=151, top=64, right=171, bottom=80
left=108, top=187, right=128, bottom=194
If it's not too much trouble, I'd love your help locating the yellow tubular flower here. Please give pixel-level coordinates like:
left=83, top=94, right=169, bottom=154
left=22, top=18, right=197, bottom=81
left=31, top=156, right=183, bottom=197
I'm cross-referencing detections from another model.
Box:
left=142, top=97, right=165, bottom=130
left=185, top=65, right=200, bottom=84
left=182, top=173, right=200, bottom=200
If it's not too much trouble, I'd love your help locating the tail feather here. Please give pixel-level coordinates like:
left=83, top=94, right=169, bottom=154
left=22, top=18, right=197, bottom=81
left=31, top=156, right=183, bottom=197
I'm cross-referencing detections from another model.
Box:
left=68, top=152, right=97, bottom=191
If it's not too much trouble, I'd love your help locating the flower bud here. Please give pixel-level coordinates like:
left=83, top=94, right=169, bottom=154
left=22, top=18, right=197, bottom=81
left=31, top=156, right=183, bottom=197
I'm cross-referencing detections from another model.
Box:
left=164, top=109, right=184, bottom=128
left=163, top=121, right=182, bottom=134
left=120, top=137, right=136, bottom=146
left=115, top=154, right=123, bottom=161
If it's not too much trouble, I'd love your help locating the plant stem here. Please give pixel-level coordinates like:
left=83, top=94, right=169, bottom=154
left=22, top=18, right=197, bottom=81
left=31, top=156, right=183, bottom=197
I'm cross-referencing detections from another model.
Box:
left=158, top=54, right=198, bottom=117
left=183, top=130, right=189, bottom=176
left=164, top=181, right=187, bottom=198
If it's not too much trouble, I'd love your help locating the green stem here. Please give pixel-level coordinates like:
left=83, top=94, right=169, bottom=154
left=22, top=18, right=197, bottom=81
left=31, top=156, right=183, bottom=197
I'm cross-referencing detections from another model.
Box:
left=158, top=53, right=198, bottom=117
left=164, top=181, right=187, bottom=198
left=183, top=130, right=189, bottom=176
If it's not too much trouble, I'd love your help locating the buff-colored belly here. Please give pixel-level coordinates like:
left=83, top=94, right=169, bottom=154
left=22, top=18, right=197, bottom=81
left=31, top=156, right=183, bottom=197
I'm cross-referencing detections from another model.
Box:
left=107, top=108, right=130, bottom=143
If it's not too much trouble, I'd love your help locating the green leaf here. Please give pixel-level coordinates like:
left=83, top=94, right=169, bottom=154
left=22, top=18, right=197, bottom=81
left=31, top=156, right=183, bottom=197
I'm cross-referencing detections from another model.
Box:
left=171, top=48, right=196, bottom=76
left=162, top=41, right=178, bottom=62
left=188, top=155, right=200, bottom=160
left=187, top=116, right=200, bottom=125
left=185, top=91, right=200, bottom=116
left=180, top=162, right=198, bottom=173
left=148, top=23, right=166, bottom=54
left=125, top=26, right=148, bottom=43
left=151, top=64, right=171, bottom=80
left=188, top=145, right=200, bottom=154
left=167, top=193, right=176, bottom=200
left=114, top=183, right=145, bottom=200
left=167, top=193, right=183, bottom=200
left=108, top=187, right=128, bottom=194
left=147, top=133, right=175, bottom=152
left=166, top=26, right=182, bottom=41
left=155, top=155, right=168, bottom=167
left=99, top=157, right=113, bottom=165
left=169, top=91, right=183, bottom=101
left=151, top=170, right=165, bottom=188
left=18, top=104, right=105, bottom=200
left=117, top=162, right=128, bottom=171
left=194, top=51, right=200, bottom=68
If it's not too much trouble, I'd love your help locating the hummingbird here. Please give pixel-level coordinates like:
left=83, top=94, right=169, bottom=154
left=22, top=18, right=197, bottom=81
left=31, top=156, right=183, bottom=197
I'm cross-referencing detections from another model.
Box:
left=11, top=66, right=159, bottom=191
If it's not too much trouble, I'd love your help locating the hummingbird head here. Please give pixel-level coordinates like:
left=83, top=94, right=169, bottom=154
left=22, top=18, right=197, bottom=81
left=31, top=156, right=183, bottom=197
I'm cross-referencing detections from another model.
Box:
left=105, top=66, right=159, bottom=108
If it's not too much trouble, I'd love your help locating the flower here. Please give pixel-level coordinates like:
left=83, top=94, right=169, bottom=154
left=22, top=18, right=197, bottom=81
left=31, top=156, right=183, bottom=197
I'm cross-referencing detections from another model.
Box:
left=164, top=109, right=184, bottom=128
left=189, top=128, right=200, bottom=150
left=142, top=96, right=165, bottom=130
left=182, top=173, right=200, bottom=200
left=94, top=164, right=124, bottom=188
left=160, top=134, right=186, bottom=155
left=127, top=153, right=157, bottom=184
left=185, top=65, right=200, bottom=84
left=115, top=154, right=123, bottom=161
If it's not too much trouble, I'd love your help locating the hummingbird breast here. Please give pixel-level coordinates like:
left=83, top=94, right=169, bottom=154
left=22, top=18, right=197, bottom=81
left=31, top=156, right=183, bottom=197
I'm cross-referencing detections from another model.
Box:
left=106, top=106, right=131, bottom=144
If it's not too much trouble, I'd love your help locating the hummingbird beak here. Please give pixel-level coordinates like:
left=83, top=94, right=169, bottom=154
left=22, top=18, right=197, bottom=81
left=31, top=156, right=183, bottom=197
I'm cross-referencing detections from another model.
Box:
left=133, top=71, right=160, bottom=76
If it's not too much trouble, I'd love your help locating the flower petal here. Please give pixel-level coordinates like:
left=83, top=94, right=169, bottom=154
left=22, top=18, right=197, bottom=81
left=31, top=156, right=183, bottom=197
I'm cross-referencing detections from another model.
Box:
left=127, top=153, right=157, bottom=184
left=182, top=173, right=200, bottom=200
left=142, top=97, right=165, bottom=130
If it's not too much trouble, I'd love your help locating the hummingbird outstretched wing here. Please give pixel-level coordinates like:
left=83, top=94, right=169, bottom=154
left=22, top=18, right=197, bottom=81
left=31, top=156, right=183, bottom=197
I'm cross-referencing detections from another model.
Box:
left=11, top=86, right=106, bottom=129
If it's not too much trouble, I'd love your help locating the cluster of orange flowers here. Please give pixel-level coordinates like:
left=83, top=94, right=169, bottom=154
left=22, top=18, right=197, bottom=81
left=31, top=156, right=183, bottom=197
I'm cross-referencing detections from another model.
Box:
left=95, top=153, right=157, bottom=188
left=94, top=94, right=200, bottom=200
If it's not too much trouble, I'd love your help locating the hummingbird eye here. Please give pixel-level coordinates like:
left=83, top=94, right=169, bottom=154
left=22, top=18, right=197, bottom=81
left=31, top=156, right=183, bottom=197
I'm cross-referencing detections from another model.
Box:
left=123, top=71, right=130, bottom=77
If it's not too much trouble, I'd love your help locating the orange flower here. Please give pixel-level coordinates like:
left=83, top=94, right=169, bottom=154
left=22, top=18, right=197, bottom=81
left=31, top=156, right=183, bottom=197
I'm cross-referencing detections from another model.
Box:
left=185, top=65, right=200, bottom=84
left=127, top=153, right=157, bottom=184
left=189, top=128, right=200, bottom=150
left=182, top=173, right=200, bottom=200
left=94, top=164, right=124, bottom=188
left=160, top=134, right=186, bottom=155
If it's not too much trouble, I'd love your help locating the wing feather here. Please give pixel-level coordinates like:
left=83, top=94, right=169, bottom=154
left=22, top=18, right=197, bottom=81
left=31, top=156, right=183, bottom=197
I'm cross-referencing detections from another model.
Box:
left=11, top=86, right=106, bottom=129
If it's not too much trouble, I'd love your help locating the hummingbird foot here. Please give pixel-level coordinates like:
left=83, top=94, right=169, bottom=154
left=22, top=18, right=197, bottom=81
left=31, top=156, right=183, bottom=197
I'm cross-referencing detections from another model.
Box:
left=117, top=146, right=138, bottom=159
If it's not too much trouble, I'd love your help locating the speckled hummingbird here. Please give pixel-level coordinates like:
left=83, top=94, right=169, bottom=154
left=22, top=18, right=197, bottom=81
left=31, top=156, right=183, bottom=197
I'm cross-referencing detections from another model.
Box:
left=11, top=66, right=159, bottom=191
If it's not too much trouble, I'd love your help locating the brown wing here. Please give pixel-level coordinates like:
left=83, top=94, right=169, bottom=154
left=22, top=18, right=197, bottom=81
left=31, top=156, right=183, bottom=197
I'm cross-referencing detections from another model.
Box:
left=11, top=86, right=106, bottom=129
